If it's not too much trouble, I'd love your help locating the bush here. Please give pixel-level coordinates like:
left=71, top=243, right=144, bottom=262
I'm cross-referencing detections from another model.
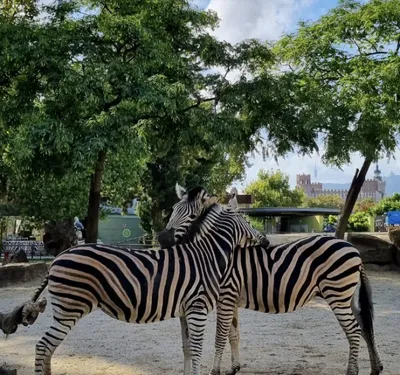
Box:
left=348, top=212, right=370, bottom=232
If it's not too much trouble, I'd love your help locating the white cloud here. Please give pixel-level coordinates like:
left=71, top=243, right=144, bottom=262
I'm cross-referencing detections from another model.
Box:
left=238, top=148, right=400, bottom=190
left=207, top=0, right=316, bottom=44
left=207, top=0, right=400, bottom=188
left=191, top=0, right=211, bottom=9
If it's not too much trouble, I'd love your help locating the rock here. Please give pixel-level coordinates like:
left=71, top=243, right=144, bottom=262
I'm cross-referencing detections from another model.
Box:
left=4, top=249, right=29, bottom=265
left=347, top=233, right=394, bottom=265
left=388, top=226, right=400, bottom=248
left=0, top=263, right=48, bottom=288
left=364, top=263, right=400, bottom=272
left=393, top=246, right=400, bottom=267
left=0, top=363, right=17, bottom=375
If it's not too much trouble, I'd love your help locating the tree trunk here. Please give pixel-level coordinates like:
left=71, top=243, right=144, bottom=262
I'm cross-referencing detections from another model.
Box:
left=85, top=150, right=106, bottom=244
left=151, top=203, right=164, bottom=234
left=43, top=219, right=77, bottom=256
left=335, top=158, right=372, bottom=239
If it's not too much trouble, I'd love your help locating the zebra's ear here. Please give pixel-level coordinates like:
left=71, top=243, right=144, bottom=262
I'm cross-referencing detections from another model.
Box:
left=175, top=183, right=187, bottom=199
left=229, top=187, right=238, bottom=195
left=228, top=192, right=238, bottom=210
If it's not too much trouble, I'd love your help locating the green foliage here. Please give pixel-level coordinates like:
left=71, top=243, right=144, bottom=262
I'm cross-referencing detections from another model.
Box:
left=354, top=198, right=376, bottom=214
left=348, top=211, right=371, bottom=232
left=274, top=0, right=400, bottom=166
left=1, top=0, right=274, bottom=233
left=373, top=193, right=400, bottom=216
left=326, top=215, right=338, bottom=226
left=248, top=217, right=264, bottom=232
left=245, top=169, right=306, bottom=208
left=305, top=194, right=344, bottom=209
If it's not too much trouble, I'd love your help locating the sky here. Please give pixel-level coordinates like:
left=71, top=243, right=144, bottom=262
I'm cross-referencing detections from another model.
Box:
left=191, top=0, right=400, bottom=190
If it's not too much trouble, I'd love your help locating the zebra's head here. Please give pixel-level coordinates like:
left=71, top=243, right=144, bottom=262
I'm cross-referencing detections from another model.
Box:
left=158, top=183, right=219, bottom=248
left=158, top=183, right=269, bottom=249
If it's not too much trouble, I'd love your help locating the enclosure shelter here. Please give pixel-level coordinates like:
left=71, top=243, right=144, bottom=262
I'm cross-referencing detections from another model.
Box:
left=239, top=207, right=341, bottom=233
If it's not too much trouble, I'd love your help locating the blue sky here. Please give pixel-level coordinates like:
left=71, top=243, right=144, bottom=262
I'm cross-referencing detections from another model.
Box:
left=192, top=0, right=397, bottom=190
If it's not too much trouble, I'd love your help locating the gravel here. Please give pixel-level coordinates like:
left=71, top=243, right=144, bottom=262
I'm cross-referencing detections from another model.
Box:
left=1, top=270, right=399, bottom=375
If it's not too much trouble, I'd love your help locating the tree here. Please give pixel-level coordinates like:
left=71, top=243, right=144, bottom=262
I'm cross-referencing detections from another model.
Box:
left=274, top=0, right=400, bottom=238
left=348, top=211, right=371, bottom=232
left=373, top=193, right=400, bottom=216
left=305, top=195, right=344, bottom=209
left=1, top=0, right=273, bottom=241
left=245, top=169, right=306, bottom=208
left=354, top=198, right=376, bottom=214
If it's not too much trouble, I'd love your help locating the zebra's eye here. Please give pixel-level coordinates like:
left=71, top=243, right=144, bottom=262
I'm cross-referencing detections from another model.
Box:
left=189, top=214, right=197, bottom=220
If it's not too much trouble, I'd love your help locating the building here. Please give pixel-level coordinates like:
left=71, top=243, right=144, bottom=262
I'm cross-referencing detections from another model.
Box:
left=296, top=164, right=386, bottom=202
left=239, top=207, right=341, bottom=233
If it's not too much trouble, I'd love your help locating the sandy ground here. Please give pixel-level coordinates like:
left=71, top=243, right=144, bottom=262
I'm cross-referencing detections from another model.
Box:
left=1, top=270, right=399, bottom=375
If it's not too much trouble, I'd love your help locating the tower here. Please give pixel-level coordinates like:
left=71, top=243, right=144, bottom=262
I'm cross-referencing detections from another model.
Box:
left=374, top=164, right=382, bottom=181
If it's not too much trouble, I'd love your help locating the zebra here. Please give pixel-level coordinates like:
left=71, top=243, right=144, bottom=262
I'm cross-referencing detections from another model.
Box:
left=30, top=186, right=268, bottom=375
left=157, top=183, right=383, bottom=375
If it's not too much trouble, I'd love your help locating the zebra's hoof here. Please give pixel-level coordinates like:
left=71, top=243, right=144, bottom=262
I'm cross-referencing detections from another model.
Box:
left=226, top=365, right=241, bottom=375
left=208, top=370, right=220, bottom=375
left=371, top=364, right=383, bottom=375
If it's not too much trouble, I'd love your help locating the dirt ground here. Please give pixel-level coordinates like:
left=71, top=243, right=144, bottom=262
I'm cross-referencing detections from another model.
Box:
left=1, top=270, right=399, bottom=375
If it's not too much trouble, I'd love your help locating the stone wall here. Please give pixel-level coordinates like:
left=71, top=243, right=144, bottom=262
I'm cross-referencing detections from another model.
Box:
left=0, top=263, right=48, bottom=288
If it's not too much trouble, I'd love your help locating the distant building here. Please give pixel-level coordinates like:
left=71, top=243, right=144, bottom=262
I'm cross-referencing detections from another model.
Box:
left=296, top=164, right=386, bottom=202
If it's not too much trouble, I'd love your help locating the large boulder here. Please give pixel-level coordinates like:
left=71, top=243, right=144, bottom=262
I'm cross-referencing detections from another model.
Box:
left=393, top=245, right=400, bottom=267
left=0, top=262, right=48, bottom=288
left=0, top=364, right=17, bottom=375
left=347, top=233, right=394, bottom=265
left=388, top=226, right=400, bottom=248
left=2, top=249, right=29, bottom=265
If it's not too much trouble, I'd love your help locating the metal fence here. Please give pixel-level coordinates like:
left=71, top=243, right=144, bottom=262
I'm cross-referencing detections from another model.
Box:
left=1, top=240, right=47, bottom=257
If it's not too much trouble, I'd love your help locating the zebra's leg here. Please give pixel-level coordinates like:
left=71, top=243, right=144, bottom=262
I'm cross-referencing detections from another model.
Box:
left=321, top=283, right=361, bottom=375
left=352, top=269, right=383, bottom=375
left=35, top=316, right=78, bottom=375
left=35, top=299, right=91, bottom=375
left=227, top=306, right=241, bottom=375
left=360, top=329, right=383, bottom=375
left=185, top=303, right=208, bottom=375
left=180, top=317, right=192, bottom=375
left=209, top=301, right=236, bottom=375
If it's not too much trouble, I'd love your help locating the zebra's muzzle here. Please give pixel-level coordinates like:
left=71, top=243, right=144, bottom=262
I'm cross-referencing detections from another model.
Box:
left=158, top=228, right=176, bottom=248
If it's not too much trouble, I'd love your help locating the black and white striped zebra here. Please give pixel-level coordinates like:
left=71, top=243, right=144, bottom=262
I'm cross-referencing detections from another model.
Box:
left=31, top=186, right=267, bottom=375
left=158, top=184, right=383, bottom=375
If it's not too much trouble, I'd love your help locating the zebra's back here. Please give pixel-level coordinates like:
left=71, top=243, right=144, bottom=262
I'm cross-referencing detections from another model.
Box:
left=232, top=235, right=362, bottom=313
left=48, top=243, right=215, bottom=324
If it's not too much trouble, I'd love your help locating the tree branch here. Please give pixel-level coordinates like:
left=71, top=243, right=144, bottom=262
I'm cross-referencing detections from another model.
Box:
left=179, top=97, right=217, bottom=114
left=395, top=36, right=400, bottom=55
left=130, top=96, right=218, bottom=128
left=102, top=1, right=113, bottom=14
left=104, top=95, right=122, bottom=112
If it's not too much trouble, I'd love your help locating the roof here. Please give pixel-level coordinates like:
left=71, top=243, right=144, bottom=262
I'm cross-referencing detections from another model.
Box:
left=222, top=194, right=253, bottom=205
left=238, top=207, right=341, bottom=217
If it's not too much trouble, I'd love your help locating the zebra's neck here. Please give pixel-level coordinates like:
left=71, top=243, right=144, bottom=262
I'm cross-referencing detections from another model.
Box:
left=184, top=204, right=238, bottom=255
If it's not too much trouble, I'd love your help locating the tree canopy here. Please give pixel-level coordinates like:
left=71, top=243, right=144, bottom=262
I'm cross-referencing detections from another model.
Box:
left=1, top=0, right=277, bottom=238
left=272, top=0, right=400, bottom=237
left=305, top=195, right=344, bottom=209
left=4, top=0, right=400, bottom=240
left=245, top=169, right=306, bottom=208
left=373, top=193, right=400, bottom=216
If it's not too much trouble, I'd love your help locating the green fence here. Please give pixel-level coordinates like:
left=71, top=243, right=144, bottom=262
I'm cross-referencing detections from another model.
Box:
left=98, top=215, right=145, bottom=245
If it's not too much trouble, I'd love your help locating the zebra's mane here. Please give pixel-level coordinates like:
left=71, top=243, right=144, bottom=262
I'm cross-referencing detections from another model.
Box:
left=179, top=203, right=221, bottom=244
left=187, top=186, right=207, bottom=201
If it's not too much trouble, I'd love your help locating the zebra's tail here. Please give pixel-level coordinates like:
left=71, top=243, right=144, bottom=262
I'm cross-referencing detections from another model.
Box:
left=31, top=275, right=49, bottom=302
left=355, top=265, right=374, bottom=339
